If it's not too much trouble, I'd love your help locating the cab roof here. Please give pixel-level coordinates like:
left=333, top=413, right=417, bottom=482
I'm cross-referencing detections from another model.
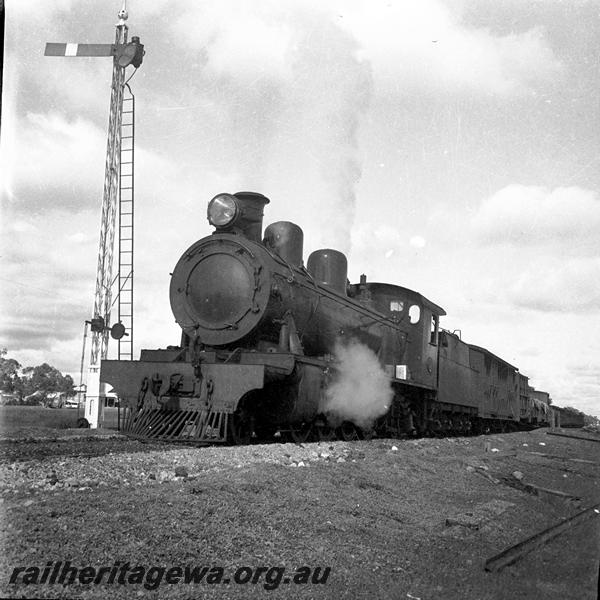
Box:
left=356, top=281, right=446, bottom=316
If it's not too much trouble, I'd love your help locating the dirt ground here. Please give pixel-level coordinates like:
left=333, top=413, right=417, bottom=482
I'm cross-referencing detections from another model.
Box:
left=0, top=426, right=598, bottom=600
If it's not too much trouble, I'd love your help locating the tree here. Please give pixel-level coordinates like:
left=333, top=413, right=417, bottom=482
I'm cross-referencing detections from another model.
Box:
left=0, top=348, right=22, bottom=395
left=1, top=351, right=75, bottom=405
left=21, top=363, right=76, bottom=399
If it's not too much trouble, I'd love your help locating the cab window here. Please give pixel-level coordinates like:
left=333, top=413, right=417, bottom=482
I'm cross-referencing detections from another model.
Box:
left=390, top=300, right=404, bottom=313
left=430, top=315, right=439, bottom=344
left=408, top=304, right=421, bottom=324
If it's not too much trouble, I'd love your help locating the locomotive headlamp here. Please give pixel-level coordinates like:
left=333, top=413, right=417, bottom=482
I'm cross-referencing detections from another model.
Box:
left=207, top=193, right=238, bottom=227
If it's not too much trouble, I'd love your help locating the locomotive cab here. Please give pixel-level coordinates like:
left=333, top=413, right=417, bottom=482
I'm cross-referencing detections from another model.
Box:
left=348, top=279, right=445, bottom=389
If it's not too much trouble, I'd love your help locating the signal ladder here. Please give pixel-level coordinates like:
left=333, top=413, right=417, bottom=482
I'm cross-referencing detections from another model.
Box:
left=117, top=83, right=135, bottom=360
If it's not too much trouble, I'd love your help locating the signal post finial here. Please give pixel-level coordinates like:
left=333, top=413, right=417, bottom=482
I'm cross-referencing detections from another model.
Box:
left=118, top=1, right=128, bottom=25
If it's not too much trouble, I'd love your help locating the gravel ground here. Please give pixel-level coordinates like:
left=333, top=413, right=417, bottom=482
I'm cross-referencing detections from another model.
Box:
left=0, top=427, right=598, bottom=599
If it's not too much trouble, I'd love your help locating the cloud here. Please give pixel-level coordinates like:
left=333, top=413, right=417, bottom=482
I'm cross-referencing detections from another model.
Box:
left=380, top=184, right=600, bottom=314
left=8, top=0, right=76, bottom=19
left=172, top=1, right=293, bottom=82
left=9, top=221, right=39, bottom=234
left=352, top=185, right=600, bottom=317
left=0, top=208, right=98, bottom=363
left=508, top=257, right=600, bottom=313
left=4, top=112, right=105, bottom=206
left=352, top=223, right=406, bottom=254
left=545, top=377, right=600, bottom=418
left=113, top=1, right=372, bottom=255
left=568, top=363, right=599, bottom=381
left=3, top=107, right=196, bottom=214
left=409, top=235, right=426, bottom=249
left=2, top=207, right=97, bottom=273
left=349, top=222, right=409, bottom=279
left=3, top=0, right=116, bottom=125
left=338, top=0, right=562, bottom=96
left=471, top=185, right=600, bottom=250
left=165, top=0, right=562, bottom=103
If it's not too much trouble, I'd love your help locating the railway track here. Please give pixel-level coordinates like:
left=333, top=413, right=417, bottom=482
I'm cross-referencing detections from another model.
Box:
left=0, top=424, right=552, bottom=463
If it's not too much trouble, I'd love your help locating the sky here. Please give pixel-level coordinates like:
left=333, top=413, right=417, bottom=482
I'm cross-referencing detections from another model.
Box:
left=1, top=0, right=599, bottom=417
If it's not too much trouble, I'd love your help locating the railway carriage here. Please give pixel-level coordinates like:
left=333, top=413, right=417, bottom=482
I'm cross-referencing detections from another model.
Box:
left=468, top=345, right=520, bottom=429
left=553, top=406, right=584, bottom=428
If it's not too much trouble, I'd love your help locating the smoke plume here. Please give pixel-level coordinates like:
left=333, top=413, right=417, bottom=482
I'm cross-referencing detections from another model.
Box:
left=169, top=2, right=373, bottom=254
left=283, top=14, right=373, bottom=254
left=324, top=339, right=393, bottom=429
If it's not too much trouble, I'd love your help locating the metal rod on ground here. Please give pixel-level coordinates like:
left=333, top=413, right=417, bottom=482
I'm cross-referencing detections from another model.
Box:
left=547, top=431, right=600, bottom=443
left=484, top=503, right=600, bottom=572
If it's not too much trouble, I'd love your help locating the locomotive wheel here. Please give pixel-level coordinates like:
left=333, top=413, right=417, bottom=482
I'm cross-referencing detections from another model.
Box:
left=315, top=424, right=336, bottom=442
left=338, top=421, right=360, bottom=441
left=229, top=412, right=253, bottom=445
left=359, top=427, right=376, bottom=440
left=290, top=423, right=313, bottom=443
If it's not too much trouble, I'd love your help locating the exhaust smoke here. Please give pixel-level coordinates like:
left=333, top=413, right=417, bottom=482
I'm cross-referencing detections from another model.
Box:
left=324, top=339, right=393, bottom=429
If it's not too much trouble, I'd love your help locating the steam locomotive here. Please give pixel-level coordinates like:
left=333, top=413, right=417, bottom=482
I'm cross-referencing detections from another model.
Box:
left=101, top=191, right=552, bottom=443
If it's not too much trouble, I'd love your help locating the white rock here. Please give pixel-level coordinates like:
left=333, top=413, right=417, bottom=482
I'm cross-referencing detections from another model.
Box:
left=158, top=470, right=171, bottom=482
left=512, top=471, right=524, bottom=480
left=491, top=448, right=499, bottom=453
left=391, top=446, right=398, bottom=451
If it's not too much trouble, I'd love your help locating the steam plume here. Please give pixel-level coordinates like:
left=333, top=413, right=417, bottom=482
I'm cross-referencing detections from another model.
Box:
left=176, top=2, right=373, bottom=253
left=324, top=339, right=393, bottom=428
left=284, top=15, right=373, bottom=253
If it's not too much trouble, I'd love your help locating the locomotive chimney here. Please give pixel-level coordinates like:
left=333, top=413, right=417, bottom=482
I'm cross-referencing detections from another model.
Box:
left=231, top=192, right=270, bottom=242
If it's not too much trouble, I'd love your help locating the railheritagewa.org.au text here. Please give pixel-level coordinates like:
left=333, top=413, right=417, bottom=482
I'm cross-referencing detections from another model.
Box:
left=9, top=561, right=332, bottom=591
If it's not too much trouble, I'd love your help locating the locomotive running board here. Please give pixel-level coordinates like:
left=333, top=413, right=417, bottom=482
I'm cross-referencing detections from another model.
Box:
left=123, top=407, right=230, bottom=443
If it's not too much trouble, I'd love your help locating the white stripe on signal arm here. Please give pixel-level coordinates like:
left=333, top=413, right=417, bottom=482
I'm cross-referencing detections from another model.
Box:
left=65, top=43, right=78, bottom=56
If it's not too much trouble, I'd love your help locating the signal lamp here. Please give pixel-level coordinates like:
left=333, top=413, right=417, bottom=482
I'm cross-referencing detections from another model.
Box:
left=89, top=316, right=106, bottom=333
left=110, top=322, right=127, bottom=340
left=117, top=37, right=145, bottom=68
left=207, top=193, right=238, bottom=227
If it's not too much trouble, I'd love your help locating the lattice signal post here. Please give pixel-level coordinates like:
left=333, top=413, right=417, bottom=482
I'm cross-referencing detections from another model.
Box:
left=45, top=5, right=144, bottom=428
